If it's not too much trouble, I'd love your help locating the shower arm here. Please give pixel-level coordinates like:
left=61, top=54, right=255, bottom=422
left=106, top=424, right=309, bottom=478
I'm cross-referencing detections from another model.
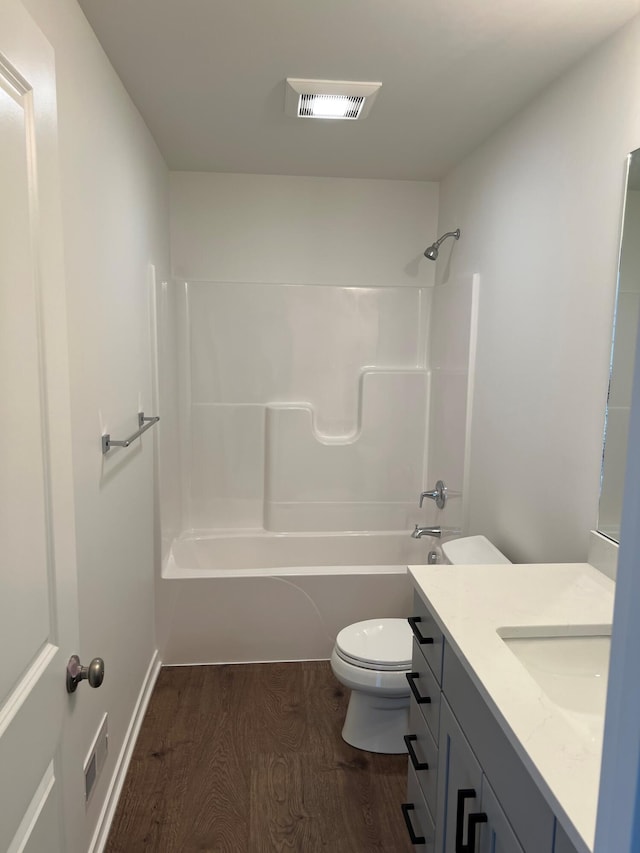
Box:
left=432, top=229, right=460, bottom=249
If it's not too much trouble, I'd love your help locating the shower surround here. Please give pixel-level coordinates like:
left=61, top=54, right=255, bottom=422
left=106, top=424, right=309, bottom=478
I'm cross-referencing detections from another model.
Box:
left=162, top=279, right=434, bottom=663
left=156, top=172, right=473, bottom=663
left=182, top=281, right=430, bottom=535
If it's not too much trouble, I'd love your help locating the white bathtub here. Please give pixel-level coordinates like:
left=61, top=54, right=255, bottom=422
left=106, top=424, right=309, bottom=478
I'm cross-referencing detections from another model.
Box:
left=159, top=530, right=432, bottom=664
left=164, top=529, right=430, bottom=577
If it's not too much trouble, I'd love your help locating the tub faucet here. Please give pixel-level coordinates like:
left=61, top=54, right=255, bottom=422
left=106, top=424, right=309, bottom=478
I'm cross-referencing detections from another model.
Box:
left=412, top=525, right=442, bottom=539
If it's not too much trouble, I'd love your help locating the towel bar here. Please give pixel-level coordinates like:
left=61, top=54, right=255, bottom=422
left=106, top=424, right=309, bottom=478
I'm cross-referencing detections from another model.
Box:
left=102, top=412, right=159, bottom=454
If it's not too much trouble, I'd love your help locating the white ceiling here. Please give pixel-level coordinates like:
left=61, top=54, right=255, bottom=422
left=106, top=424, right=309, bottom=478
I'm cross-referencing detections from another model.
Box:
left=78, top=0, right=640, bottom=181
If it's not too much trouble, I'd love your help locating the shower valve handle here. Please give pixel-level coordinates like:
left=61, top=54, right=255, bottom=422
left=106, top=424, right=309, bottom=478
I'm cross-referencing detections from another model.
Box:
left=419, top=480, right=447, bottom=510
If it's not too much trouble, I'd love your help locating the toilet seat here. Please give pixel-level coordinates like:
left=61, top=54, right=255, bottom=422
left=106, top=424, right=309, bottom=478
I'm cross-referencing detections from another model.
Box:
left=335, top=648, right=410, bottom=671
left=335, top=618, right=412, bottom=671
left=330, top=648, right=411, bottom=696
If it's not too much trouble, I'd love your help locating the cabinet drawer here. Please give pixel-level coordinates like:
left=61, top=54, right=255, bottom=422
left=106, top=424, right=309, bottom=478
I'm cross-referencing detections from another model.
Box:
left=409, top=639, right=441, bottom=741
left=443, top=643, right=555, bottom=853
left=403, top=764, right=436, bottom=850
left=409, top=591, right=444, bottom=683
left=407, top=700, right=438, bottom=816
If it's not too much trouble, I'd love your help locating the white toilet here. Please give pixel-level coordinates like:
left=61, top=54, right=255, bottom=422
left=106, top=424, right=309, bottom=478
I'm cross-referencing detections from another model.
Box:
left=330, top=535, right=510, bottom=754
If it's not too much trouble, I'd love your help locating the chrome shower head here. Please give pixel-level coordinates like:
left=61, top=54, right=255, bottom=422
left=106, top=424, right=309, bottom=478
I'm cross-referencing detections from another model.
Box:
left=424, top=228, right=461, bottom=261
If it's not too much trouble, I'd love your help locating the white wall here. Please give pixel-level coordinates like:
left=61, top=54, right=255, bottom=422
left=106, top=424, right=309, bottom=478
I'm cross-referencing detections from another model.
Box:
left=437, top=16, right=640, bottom=563
left=170, top=172, right=439, bottom=286
left=20, top=1, right=170, bottom=849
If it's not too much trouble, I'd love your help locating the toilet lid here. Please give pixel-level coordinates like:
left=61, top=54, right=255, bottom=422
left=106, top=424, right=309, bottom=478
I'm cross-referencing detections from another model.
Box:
left=335, top=618, right=412, bottom=669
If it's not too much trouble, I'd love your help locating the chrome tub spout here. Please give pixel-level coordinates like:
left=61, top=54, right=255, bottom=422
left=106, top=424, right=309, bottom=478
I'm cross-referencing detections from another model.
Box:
left=412, top=525, right=442, bottom=539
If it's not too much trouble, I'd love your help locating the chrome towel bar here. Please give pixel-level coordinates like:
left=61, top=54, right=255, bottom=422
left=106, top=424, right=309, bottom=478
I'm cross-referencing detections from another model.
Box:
left=102, top=412, right=159, bottom=454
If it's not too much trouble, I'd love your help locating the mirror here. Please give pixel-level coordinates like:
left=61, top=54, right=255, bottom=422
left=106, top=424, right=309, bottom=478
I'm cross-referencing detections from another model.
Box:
left=599, top=148, right=640, bottom=542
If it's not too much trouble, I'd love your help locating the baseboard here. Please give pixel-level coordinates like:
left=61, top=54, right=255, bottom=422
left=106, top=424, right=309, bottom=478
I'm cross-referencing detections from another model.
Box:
left=88, top=649, right=161, bottom=853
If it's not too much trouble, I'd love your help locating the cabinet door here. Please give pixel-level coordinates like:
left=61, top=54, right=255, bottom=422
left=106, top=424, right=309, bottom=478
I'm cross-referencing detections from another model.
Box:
left=479, top=777, right=525, bottom=853
left=553, top=821, right=579, bottom=853
left=436, top=700, right=483, bottom=853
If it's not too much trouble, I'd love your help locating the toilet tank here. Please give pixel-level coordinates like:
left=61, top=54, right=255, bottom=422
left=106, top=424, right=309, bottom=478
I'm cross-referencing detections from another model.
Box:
left=441, top=535, right=511, bottom=565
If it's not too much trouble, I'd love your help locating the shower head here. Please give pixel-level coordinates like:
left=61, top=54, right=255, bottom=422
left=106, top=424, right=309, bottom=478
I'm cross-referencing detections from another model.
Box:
left=424, top=228, right=461, bottom=261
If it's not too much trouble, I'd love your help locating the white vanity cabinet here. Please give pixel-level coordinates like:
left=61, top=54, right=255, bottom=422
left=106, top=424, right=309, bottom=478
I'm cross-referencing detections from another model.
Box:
left=402, top=589, right=578, bottom=853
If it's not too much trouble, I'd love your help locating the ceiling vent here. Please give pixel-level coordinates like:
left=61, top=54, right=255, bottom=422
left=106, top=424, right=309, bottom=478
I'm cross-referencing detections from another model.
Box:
left=285, top=78, right=382, bottom=120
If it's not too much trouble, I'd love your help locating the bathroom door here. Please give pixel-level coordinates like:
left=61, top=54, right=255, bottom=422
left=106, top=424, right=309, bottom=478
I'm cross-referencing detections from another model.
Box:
left=0, top=2, right=81, bottom=850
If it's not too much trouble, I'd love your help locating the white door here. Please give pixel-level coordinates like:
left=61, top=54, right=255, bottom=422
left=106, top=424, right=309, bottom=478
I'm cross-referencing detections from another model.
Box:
left=0, top=2, right=81, bottom=850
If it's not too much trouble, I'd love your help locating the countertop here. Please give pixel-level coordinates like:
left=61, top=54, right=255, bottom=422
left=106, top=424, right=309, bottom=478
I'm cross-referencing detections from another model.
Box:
left=408, top=562, right=615, bottom=853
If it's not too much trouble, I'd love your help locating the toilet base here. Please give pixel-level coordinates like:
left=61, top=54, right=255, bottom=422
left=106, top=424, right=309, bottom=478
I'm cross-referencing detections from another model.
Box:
left=341, top=689, right=409, bottom=754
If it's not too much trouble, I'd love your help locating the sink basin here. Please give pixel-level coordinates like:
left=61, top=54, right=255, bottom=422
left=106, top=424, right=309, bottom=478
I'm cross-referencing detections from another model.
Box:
left=499, top=629, right=611, bottom=744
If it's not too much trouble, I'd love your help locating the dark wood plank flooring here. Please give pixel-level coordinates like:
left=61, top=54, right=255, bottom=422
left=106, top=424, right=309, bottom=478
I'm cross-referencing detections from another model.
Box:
left=105, top=661, right=413, bottom=852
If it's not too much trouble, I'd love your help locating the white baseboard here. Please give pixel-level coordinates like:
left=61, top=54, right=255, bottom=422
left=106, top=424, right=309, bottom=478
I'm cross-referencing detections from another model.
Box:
left=88, top=649, right=162, bottom=853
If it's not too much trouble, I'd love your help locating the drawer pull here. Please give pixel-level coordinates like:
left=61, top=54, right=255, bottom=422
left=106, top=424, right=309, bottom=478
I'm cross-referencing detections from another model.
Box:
left=408, top=616, right=434, bottom=645
left=455, top=788, right=487, bottom=853
left=404, top=734, right=429, bottom=771
left=401, top=803, right=426, bottom=845
left=406, top=672, right=431, bottom=704
left=467, top=812, right=488, bottom=850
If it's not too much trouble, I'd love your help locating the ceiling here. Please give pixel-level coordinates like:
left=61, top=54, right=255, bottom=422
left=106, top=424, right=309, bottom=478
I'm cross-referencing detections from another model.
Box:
left=78, top=0, right=640, bottom=181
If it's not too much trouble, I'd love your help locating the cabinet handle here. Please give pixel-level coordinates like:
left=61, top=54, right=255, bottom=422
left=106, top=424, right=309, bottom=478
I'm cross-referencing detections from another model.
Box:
left=455, top=788, right=488, bottom=852
left=406, top=672, right=431, bottom=704
left=408, top=616, right=434, bottom=645
left=404, top=734, right=429, bottom=771
left=466, top=812, right=488, bottom=850
left=401, top=803, right=426, bottom=845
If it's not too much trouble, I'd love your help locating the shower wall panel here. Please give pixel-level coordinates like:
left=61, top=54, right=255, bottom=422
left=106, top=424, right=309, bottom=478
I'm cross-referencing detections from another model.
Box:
left=264, top=371, right=428, bottom=531
left=426, top=274, right=479, bottom=534
left=183, top=281, right=430, bottom=532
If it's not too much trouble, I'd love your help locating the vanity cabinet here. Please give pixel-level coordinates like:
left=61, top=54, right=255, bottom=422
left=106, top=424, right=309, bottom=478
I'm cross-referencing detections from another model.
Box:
left=403, top=589, right=573, bottom=853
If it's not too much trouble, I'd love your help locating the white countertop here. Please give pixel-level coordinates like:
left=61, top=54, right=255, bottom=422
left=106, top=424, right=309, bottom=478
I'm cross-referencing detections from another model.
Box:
left=408, top=562, right=615, bottom=853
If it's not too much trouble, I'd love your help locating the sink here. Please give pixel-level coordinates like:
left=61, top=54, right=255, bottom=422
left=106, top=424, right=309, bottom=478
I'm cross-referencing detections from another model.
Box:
left=499, top=628, right=611, bottom=744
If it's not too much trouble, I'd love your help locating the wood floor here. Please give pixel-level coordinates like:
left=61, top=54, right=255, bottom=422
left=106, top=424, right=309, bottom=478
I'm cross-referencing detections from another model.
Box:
left=105, top=662, right=413, bottom=853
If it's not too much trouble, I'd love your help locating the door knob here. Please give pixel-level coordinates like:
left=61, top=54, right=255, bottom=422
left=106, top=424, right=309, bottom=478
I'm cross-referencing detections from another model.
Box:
left=66, top=654, right=105, bottom=693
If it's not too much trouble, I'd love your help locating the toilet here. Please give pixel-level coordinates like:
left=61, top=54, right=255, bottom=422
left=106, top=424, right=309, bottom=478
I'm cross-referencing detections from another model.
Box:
left=330, top=535, right=510, bottom=754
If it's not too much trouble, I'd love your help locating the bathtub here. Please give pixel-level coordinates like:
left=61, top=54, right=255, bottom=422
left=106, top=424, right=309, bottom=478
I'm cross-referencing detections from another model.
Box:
left=159, top=530, right=432, bottom=665
left=164, top=529, right=430, bottom=577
